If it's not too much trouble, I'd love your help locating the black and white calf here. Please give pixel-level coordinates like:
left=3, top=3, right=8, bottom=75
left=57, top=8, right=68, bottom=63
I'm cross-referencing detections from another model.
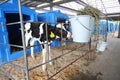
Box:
left=24, top=22, right=72, bottom=71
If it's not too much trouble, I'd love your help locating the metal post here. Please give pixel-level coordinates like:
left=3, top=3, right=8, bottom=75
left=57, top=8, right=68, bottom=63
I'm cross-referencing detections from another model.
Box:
left=118, top=23, right=120, bottom=38
left=45, top=24, right=49, bottom=63
left=45, top=23, right=50, bottom=79
left=18, top=0, right=29, bottom=80
left=50, top=0, right=53, bottom=11
left=88, top=38, right=91, bottom=50
left=104, top=19, right=108, bottom=42
left=61, top=23, right=64, bottom=54
left=118, top=15, right=120, bottom=38
left=0, top=0, right=9, bottom=5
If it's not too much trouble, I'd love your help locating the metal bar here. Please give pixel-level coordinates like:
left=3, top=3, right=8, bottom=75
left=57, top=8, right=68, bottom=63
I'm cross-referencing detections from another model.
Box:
left=0, top=21, right=30, bottom=26
left=100, top=0, right=107, bottom=14
left=0, top=21, right=21, bottom=26
left=55, top=5, right=78, bottom=12
left=26, top=39, right=72, bottom=49
left=60, top=23, right=65, bottom=78
left=26, top=1, right=39, bottom=7
left=26, top=1, right=37, bottom=6
left=60, top=23, right=64, bottom=54
left=75, top=0, right=88, bottom=6
left=48, top=50, right=89, bottom=79
left=0, top=69, right=15, bottom=80
left=8, top=62, right=26, bottom=70
left=0, top=43, right=23, bottom=48
left=53, top=0, right=86, bottom=12
left=21, top=0, right=31, bottom=5
left=0, top=21, right=60, bottom=26
left=29, top=44, right=84, bottom=71
left=45, top=23, right=49, bottom=80
left=0, top=0, right=9, bottom=5
left=35, top=0, right=74, bottom=10
left=104, top=19, right=108, bottom=41
left=45, top=23, right=50, bottom=66
left=118, top=22, right=120, bottom=38
left=18, top=0, right=29, bottom=80
left=0, top=21, right=58, bottom=26
left=88, top=38, right=91, bottom=50
left=0, top=36, right=72, bottom=50
left=50, top=0, right=53, bottom=11
left=119, top=0, right=120, bottom=4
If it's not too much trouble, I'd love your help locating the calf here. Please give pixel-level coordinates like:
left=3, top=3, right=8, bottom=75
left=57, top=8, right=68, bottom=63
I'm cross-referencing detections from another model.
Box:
left=24, top=22, right=72, bottom=71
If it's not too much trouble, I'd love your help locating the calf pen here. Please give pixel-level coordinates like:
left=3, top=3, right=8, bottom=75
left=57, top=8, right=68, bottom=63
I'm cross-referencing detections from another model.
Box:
left=0, top=42, right=97, bottom=80
left=0, top=0, right=98, bottom=80
left=0, top=17, right=97, bottom=80
left=0, top=18, right=97, bottom=80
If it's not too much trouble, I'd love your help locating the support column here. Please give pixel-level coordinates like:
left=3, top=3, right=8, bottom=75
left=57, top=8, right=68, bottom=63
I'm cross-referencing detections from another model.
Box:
left=118, top=23, right=120, bottom=38
left=18, top=0, right=29, bottom=80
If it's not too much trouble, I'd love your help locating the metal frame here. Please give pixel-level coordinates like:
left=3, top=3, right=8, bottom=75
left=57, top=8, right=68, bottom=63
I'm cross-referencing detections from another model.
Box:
left=0, top=0, right=92, bottom=80
left=0, top=0, right=9, bottom=5
left=18, top=0, right=29, bottom=80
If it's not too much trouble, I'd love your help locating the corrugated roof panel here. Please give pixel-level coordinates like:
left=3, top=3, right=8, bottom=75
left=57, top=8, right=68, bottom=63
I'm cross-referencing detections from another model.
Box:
left=60, top=1, right=84, bottom=10
left=85, top=0, right=120, bottom=14
left=106, top=7, right=120, bottom=13
left=20, top=0, right=120, bottom=17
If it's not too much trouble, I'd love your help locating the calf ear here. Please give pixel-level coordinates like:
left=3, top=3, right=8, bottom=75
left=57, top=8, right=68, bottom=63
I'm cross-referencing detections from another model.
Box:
left=56, top=23, right=61, bottom=28
left=25, top=23, right=31, bottom=30
left=62, top=23, right=65, bottom=27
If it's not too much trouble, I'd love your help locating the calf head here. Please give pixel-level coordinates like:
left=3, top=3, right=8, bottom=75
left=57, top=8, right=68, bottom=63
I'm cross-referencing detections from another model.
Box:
left=55, top=22, right=72, bottom=39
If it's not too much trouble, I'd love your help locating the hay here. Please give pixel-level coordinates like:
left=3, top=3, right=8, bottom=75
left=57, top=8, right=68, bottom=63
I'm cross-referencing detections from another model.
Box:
left=0, top=43, right=100, bottom=80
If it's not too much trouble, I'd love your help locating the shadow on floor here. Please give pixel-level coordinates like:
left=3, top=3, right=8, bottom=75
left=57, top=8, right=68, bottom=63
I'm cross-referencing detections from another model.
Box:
left=68, top=70, right=103, bottom=80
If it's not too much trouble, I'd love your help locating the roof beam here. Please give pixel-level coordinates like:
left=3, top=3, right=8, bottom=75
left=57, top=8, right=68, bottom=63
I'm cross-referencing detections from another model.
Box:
left=0, top=0, right=9, bottom=5
left=118, top=0, right=120, bottom=4
left=106, top=12, right=120, bottom=17
left=35, top=0, right=75, bottom=10
left=31, top=0, right=53, bottom=3
left=21, top=0, right=31, bottom=5
left=55, top=5, right=78, bottom=12
left=101, top=12, right=120, bottom=20
left=75, top=0, right=88, bottom=6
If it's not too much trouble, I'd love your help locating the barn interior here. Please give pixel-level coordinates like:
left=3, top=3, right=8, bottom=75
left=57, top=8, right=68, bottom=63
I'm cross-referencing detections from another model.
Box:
left=1, top=0, right=119, bottom=53
left=0, top=0, right=120, bottom=80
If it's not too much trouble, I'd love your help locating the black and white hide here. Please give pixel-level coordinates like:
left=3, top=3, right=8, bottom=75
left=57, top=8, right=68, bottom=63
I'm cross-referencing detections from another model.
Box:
left=24, top=22, right=72, bottom=71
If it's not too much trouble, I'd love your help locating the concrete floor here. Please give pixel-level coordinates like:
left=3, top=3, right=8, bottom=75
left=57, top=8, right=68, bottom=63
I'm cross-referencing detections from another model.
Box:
left=88, top=35, right=120, bottom=80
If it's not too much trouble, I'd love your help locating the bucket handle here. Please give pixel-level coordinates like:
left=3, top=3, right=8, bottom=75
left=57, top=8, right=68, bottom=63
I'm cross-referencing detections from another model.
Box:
left=75, top=17, right=91, bottom=31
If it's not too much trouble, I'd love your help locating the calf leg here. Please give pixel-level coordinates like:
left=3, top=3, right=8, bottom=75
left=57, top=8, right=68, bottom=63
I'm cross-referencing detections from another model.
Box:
left=42, top=44, right=52, bottom=71
left=30, top=38, right=35, bottom=59
left=42, top=44, right=47, bottom=71
left=48, top=44, right=52, bottom=65
left=25, top=36, right=30, bottom=47
left=25, top=30, right=32, bottom=47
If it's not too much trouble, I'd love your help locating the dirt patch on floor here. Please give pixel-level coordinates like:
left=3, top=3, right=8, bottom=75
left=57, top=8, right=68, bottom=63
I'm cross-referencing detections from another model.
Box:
left=0, top=43, right=101, bottom=80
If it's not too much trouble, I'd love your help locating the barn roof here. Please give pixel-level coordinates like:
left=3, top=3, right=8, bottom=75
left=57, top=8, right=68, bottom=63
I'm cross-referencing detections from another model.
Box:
left=0, top=0, right=120, bottom=20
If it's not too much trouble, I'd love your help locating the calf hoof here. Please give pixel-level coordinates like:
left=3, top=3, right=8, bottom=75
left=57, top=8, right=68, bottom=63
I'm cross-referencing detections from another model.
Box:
left=49, top=61, right=52, bottom=65
left=31, top=55, right=36, bottom=60
left=42, top=65, right=46, bottom=72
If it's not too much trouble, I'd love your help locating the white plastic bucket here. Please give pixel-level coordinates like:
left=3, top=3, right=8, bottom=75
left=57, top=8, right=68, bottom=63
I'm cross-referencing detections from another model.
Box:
left=97, top=41, right=107, bottom=52
left=70, top=15, right=94, bottom=43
